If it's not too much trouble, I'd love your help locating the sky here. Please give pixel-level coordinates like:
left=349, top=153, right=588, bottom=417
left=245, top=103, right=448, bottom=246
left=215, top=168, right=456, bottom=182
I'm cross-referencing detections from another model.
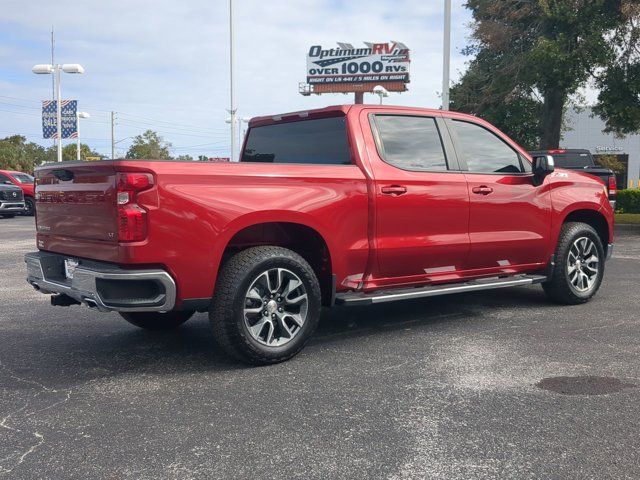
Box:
left=0, top=0, right=474, bottom=159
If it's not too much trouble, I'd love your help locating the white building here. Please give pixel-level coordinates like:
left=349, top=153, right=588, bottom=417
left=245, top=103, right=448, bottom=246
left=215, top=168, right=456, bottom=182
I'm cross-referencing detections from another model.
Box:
left=563, top=107, right=640, bottom=188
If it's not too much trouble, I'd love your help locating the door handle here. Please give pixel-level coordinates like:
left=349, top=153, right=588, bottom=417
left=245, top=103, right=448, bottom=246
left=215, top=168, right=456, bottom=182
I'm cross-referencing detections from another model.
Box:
left=381, top=185, right=407, bottom=196
left=472, top=185, right=493, bottom=195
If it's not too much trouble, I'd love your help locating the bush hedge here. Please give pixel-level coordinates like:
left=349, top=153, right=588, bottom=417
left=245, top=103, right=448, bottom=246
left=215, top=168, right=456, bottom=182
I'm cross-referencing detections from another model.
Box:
left=617, top=189, right=640, bottom=214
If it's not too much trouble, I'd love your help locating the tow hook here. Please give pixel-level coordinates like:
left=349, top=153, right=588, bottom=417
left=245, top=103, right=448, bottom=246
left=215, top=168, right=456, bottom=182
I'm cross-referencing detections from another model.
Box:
left=50, top=294, right=81, bottom=307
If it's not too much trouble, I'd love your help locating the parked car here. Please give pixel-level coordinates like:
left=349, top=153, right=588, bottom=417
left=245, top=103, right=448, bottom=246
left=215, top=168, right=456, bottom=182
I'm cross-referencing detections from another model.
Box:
left=0, top=169, right=35, bottom=216
left=529, top=149, right=617, bottom=208
left=0, top=183, right=25, bottom=218
left=25, top=105, right=614, bottom=364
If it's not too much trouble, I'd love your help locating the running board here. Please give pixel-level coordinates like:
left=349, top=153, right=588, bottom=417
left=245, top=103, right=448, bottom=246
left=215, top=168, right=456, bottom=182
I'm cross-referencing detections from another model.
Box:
left=335, top=274, right=547, bottom=306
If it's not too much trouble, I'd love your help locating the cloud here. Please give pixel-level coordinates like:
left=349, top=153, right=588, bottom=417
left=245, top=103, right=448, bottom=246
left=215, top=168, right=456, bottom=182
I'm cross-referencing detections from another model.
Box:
left=0, top=0, right=472, bottom=158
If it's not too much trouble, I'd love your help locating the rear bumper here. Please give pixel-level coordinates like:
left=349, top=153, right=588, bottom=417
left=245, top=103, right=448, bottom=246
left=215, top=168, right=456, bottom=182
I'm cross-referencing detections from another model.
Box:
left=0, top=201, right=25, bottom=213
left=25, top=251, right=176, bottom=313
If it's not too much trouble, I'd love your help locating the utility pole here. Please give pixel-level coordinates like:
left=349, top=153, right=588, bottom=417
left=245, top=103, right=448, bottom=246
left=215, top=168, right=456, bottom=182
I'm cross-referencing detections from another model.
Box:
left=111, top=111, right=116, bottom=159
left=228, top=0, right=237, bottom=162
left=442, top=0, right=452, bottom=110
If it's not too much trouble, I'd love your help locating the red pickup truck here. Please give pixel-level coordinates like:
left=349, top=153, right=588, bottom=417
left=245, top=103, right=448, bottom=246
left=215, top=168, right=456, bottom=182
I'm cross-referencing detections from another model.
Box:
left=0, top=170, right=35, bottom=216
left=25, top=105, right=614, bottom=364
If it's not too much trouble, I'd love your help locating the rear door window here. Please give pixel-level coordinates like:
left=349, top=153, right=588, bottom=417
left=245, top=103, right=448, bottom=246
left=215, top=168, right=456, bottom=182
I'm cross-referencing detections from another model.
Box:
left=241, top=116, right=351, bottom=165
left=372, top=115, right=448, bottom=171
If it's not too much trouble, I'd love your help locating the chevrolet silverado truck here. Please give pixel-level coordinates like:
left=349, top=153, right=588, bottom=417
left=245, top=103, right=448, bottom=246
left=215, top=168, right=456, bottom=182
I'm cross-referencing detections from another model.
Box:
left=528, top=149, right=617, bottom=208
left=0, top=183, right=25, bottom=218
left=25, top=105, right=614, bottom=364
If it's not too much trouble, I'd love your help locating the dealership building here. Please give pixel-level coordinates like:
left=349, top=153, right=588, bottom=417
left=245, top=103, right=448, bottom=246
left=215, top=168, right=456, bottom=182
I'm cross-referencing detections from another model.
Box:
left=562, top=107, right=640, bottom=189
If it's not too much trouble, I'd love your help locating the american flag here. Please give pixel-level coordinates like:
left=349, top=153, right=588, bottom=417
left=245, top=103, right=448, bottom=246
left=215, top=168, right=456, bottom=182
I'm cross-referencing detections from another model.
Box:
left=42, top=100, right=77, bottom=139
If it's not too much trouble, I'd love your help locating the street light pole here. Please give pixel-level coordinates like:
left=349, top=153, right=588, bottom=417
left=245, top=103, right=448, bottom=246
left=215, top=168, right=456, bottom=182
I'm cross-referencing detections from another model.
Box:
left=228, top=0, right=237, bottom=162
left=76, top=111, right=90, bottom=161
left=442, top=0, right=452, bottom=110
left=32, top=63, right=84, bottom=162
left=55, top=66, right=62, bottom=161
left=238, top=117, right=250, bottom=153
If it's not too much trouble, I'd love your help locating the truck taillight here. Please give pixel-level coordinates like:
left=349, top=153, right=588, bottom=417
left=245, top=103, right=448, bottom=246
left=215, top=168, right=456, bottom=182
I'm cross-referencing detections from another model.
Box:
left=116, top=173, right=154, bottom=242
left=608, top=175, right=617, bottom=197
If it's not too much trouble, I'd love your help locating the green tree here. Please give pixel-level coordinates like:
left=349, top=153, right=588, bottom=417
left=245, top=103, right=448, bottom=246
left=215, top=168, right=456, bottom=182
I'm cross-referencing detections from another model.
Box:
left=594, top=154, right=625, bottom=173
left=0, top=136, right=55, bottom=173
left=451, top=1, right=640, bottom=149
left=125, top=130, right=172, bottom=159
left=175, top=154, right=194, bottom=161
left=61, top=143, right=101, bottom=161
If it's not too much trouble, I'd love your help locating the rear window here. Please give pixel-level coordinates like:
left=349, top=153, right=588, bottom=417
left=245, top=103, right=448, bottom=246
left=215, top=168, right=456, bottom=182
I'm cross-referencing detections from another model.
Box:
left=551, top=153, right=593, bottom=168
left=12, top=173, right=34, bottom=184
left=241, top=116, right=351, bottom=165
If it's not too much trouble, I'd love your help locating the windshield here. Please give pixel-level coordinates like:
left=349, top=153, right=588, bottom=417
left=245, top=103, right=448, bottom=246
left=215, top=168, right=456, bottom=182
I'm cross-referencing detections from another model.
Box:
left=11, top=173, right=34, bottom=184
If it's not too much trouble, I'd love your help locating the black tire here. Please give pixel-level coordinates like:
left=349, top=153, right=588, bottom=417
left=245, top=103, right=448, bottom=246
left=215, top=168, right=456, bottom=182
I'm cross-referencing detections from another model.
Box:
left=23, top=197, right=35, bottom=216
left=209, top=246, right=321, bottom=365
left=120, top=311, right=194, bottom=330
left=542, top=222, right=605, bottom=305
left=1, top=214, right=15, bottom=219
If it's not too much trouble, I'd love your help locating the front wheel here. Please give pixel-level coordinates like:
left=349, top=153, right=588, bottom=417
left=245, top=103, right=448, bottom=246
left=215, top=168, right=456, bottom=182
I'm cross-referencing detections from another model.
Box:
left=209, top=246, right=321, bottom=365
left=120, top=311, right=194, bottom=330
left=23, top=197, right=35, bottom=216
left=542, top=222, right=605, bottom=304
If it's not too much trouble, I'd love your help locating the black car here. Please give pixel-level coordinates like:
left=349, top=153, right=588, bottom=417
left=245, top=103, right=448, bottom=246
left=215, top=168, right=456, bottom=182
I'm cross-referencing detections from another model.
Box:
left=529, top=149, right=617, bottom=208
left=0, top=184, right=25, bottom=218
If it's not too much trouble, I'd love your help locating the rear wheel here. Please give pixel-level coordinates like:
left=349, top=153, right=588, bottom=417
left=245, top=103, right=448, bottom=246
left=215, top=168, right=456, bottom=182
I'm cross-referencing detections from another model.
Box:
left=543, top=222, right=605, bottom=304
left=209, top=246, right=321, bottom=365
left=120, top=311, right=194, bottom=330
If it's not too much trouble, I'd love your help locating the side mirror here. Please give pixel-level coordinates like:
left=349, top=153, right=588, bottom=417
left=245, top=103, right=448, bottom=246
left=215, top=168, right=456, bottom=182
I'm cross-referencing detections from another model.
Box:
left=532, top=155, right=554, bottom=186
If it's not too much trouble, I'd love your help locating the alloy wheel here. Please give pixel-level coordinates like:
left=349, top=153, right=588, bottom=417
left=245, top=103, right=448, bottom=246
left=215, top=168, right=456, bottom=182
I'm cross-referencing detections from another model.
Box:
left=243, top=268, right=308, bottom=347
left=567, top=237, right=599, bottom=292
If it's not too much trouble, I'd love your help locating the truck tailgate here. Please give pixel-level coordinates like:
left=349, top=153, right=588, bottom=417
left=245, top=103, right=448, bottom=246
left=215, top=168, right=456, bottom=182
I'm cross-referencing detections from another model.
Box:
left=35, top=162, right=118, bottom=244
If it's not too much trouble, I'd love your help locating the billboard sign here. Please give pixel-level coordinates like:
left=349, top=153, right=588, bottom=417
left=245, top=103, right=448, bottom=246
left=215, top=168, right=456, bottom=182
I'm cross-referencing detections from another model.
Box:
left=42, top=100, right=77, bottom=139
left=306, top=42, right=410, bottom=85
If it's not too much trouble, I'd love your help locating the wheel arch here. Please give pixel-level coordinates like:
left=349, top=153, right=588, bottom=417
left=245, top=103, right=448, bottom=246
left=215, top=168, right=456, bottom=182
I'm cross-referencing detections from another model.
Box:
left=562, top=208, right=610, bottom=256
left=216, top=216, right=334, bottom=306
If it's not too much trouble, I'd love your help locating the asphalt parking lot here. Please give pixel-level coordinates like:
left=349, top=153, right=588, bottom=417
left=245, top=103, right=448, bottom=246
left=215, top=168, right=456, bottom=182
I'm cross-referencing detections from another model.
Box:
left=1, top=216, right=639, bottom=479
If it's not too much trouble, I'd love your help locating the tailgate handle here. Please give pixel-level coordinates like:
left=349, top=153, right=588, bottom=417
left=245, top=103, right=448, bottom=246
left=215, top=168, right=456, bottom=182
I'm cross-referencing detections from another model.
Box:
left=381, top=185, right=407, bottom=196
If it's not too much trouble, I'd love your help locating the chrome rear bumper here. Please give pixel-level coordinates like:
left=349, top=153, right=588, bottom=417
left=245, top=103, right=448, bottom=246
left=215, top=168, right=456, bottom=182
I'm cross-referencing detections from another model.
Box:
left=25, top=251, right=176, bottom=312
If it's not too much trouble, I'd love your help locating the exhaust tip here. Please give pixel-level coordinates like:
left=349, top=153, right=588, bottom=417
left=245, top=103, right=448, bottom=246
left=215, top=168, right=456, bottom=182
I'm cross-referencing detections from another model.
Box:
left=50, top=294, right=81, bottom=307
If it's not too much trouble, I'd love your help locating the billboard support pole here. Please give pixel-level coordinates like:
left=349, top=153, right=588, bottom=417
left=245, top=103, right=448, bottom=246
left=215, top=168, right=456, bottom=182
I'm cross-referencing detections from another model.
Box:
left=228, top=0, right=237, bottom=162
left=442, top=0, right=452, bottom=110
left=354, top=92, right=364, bottom=104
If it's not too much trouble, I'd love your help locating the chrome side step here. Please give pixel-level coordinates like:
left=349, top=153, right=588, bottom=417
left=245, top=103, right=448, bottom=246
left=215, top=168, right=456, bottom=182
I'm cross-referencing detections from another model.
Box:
left=335, top=274, right=547, bottom=306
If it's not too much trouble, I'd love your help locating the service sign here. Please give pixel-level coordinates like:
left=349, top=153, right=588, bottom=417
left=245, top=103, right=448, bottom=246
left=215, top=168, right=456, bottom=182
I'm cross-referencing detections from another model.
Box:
left=42, top=100, right=77, bottom=139
left=306, top=42, right=410, bottom=85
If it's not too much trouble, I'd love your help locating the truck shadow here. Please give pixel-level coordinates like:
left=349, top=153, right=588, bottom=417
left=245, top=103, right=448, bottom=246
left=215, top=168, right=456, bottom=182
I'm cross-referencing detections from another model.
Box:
left=13, top=286, right=558, bottom=385
left=312, top=285, right=554, bottom=345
